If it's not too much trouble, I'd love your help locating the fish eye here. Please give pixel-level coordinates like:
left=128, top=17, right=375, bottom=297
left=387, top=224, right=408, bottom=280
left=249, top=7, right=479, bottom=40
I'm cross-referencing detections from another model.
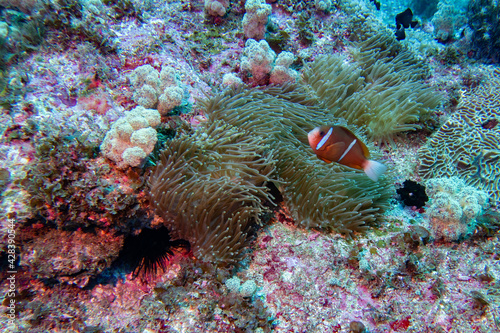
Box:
left=319, top=131, right=325, bottom=136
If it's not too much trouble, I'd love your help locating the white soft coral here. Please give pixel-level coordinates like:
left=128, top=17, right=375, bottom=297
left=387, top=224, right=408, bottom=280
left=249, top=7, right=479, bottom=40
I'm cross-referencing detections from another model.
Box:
left=100, top=106, right=160, bottom=168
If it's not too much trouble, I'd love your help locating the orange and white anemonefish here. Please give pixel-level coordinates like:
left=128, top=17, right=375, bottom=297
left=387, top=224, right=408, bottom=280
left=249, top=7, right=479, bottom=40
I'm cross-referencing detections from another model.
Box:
left=308, top=125, right=387, bottom=181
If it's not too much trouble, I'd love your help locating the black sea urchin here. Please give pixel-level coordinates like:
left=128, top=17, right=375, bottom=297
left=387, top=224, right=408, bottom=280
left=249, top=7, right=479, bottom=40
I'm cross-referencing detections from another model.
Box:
left=396, top=180, right=429, bottom=209
left=120, top=226, right=190, bottom=278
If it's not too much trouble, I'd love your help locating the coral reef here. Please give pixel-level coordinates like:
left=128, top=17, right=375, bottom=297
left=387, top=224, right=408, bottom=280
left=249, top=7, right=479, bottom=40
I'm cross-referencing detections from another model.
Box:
left=425, top=177, right=490, bottom=241
left=243, top=221, right=500, bottom=331
left=41, top=0, right=119, bottom=55
left=21, top=229, right=123, bottom=287
left=296, top=10, right=315, bottom=45
left=418, top=68, right=500, bottom=209
left=467, top=0, right=500, bottom=63
left=2, top=0, right=500, bottom=332
left=24, top=129, right=142, bottom=230
left=0, top=7, right=44, bottom=70
left=0, top=7, right=44, bottom=109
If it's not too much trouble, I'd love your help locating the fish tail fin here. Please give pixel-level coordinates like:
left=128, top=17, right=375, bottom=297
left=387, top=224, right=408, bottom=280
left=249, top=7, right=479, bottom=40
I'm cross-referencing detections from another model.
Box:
left=364, top=160, right=387, bottom=181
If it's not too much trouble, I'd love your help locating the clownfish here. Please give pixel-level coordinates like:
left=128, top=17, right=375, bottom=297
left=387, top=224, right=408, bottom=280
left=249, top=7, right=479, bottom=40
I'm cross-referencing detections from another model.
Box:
left=308, top=125, right=387, bottom=181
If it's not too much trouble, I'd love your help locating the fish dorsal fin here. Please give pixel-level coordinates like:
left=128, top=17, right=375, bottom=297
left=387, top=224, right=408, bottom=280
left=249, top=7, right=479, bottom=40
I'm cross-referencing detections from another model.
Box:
left=322, top=141, right=345, bottom=162
left=338, top=126, right=370, bottom=158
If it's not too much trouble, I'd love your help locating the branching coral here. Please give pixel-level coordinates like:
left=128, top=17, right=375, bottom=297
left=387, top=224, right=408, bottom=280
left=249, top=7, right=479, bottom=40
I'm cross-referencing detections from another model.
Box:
left=418, top=68, right=500, bottom=209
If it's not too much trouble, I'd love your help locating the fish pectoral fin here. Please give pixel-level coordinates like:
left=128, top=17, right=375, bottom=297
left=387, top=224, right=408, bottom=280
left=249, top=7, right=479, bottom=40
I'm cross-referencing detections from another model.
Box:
left=319, top=157, right=333, bottom=164
left=322, top=142, right=345, bottom=161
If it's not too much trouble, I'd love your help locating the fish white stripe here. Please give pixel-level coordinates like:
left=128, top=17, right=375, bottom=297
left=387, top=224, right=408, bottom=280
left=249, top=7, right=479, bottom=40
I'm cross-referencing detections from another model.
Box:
left=338, top=139, right=356, bottom=162
left=316, top=127, right=333, bottom=150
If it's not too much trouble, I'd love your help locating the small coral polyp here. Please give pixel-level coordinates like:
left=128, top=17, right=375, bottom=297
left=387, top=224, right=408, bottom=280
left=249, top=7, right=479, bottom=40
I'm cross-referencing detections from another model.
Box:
left=204, top=0, right=230, bottom=17
left=425, top=177, right=490, bottom=241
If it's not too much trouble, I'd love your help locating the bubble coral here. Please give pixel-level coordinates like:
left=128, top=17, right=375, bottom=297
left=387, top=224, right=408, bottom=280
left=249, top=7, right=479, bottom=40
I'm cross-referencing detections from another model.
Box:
left=128, top=64, right=186, bottom=115
left=241, top=39, right=276, bottom=82
left=242, top=0, right=272, bottom=40
left=204, top=0, right=229, bottom=17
